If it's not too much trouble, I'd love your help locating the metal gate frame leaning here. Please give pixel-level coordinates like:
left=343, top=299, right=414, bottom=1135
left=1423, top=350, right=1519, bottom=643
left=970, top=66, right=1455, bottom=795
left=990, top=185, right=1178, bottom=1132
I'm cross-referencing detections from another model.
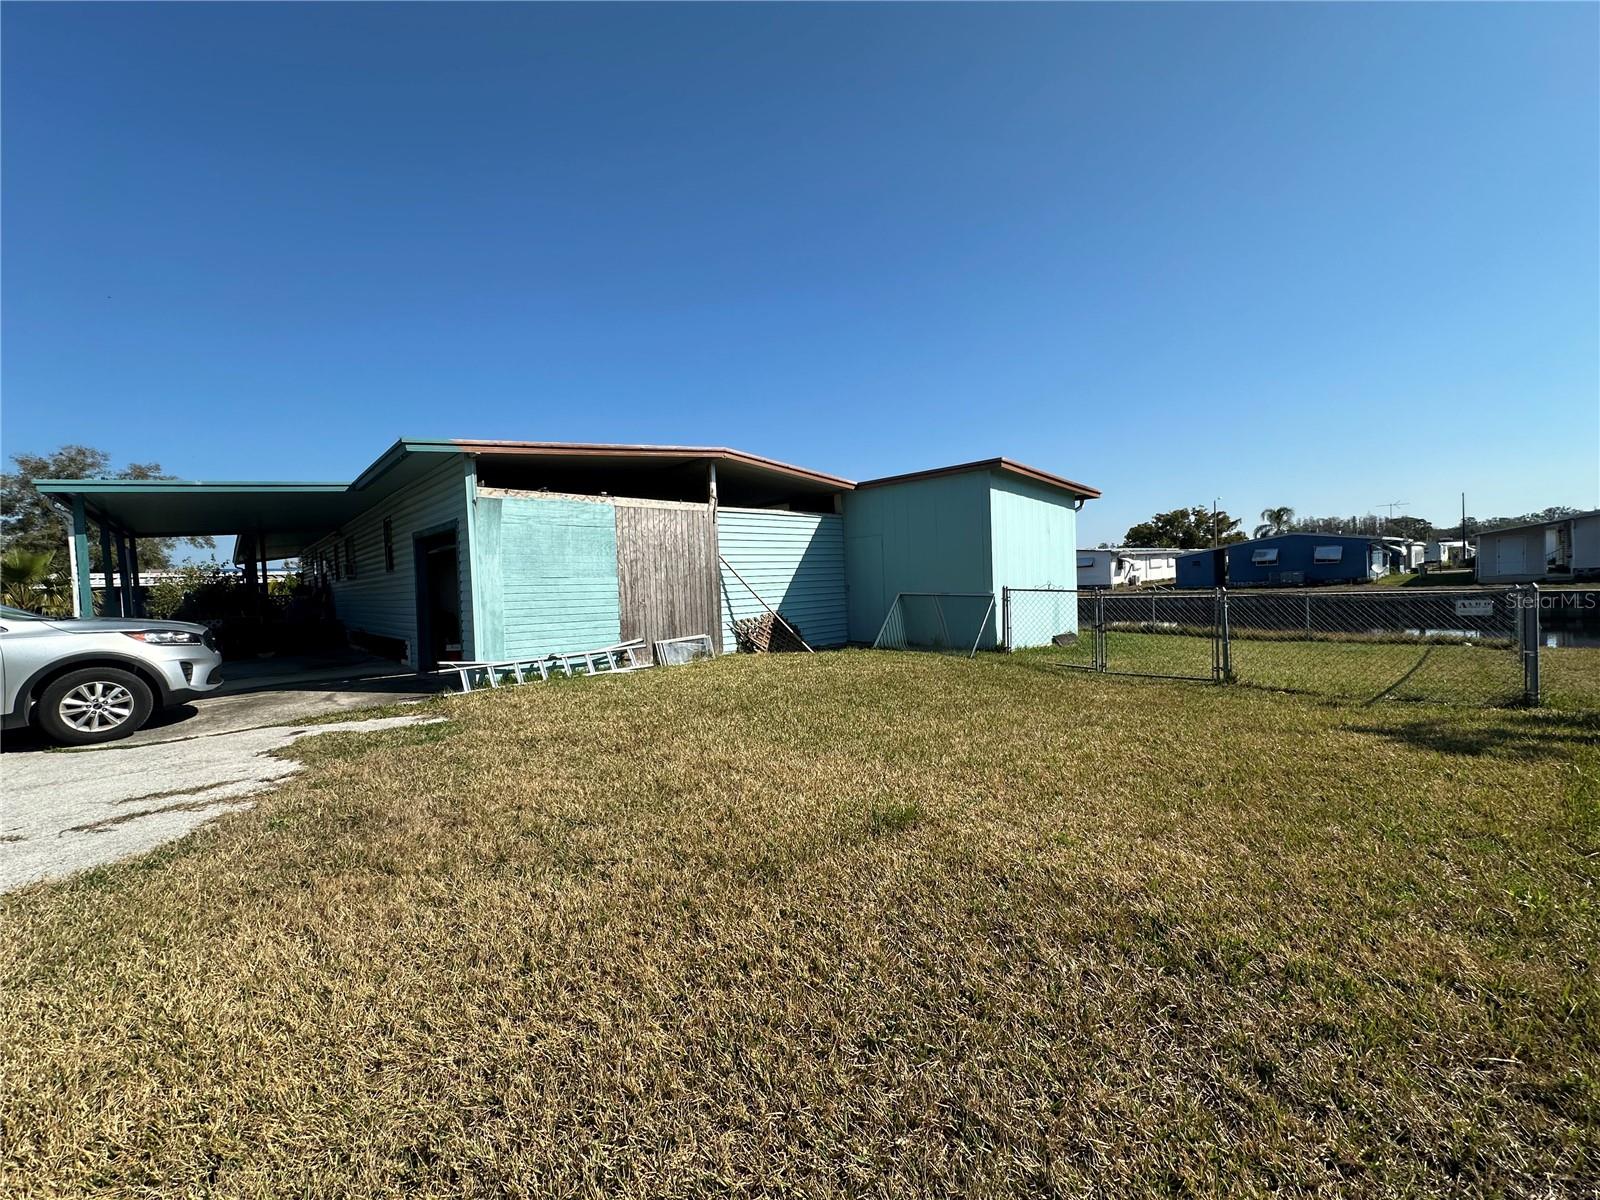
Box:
left=872, top=591, right=997, bottom=659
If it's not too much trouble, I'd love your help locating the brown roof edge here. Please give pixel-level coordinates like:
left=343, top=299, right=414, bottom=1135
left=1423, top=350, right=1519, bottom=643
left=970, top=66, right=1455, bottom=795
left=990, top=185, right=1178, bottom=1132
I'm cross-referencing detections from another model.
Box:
left=855, top=457, right=1101, bottom=499
left=446, top=440, right=855, bottom=490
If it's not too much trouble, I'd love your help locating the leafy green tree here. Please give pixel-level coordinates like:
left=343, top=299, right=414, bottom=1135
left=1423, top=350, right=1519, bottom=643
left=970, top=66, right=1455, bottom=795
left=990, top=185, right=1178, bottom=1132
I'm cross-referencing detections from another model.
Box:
left=1476, top=506, right=1584, bottom=533
left=1288, top=513, right=1433, bottom=538
left=1378, top=514, right=1434, bottom=542
left=1123, top=506, right=1246, bottom=549
left=143, top=563, right=241, bottom=620
left=0, top=445, right=214, bottom=570
left=1253, top=506, right=1296, bottom=539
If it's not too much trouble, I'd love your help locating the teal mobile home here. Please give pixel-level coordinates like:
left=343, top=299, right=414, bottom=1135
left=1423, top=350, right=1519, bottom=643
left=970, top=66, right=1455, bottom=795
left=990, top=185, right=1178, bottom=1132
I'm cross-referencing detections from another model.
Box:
left=38, top=440, right=1098, bottom=664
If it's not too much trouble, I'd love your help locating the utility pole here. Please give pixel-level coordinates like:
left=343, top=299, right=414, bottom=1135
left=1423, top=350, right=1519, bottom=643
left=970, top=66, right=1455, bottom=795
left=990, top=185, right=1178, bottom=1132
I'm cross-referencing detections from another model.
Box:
left=1211, top=497, right=1221, bottom=549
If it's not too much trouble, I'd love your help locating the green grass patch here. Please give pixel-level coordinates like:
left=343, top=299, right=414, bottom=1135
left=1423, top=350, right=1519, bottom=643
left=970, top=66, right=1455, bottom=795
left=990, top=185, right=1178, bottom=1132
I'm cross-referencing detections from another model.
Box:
left=1374, top=568, right=1477, bottom=588
left=2, top=652, right=1597, bottom=1194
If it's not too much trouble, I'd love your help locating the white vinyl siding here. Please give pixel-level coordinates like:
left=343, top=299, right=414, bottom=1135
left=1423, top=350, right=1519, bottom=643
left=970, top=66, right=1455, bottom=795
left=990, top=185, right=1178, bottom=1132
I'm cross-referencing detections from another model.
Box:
left=304, top=455, right=474, bottom=663
left=718, top=508, right=847, bottom=649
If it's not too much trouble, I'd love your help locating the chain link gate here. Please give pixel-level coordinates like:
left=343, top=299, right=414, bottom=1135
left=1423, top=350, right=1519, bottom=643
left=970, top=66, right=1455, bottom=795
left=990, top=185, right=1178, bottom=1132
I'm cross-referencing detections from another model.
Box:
left=1003, top=587, right=1221, bottom=681
left=1002, top=584, right=1543, bottom=706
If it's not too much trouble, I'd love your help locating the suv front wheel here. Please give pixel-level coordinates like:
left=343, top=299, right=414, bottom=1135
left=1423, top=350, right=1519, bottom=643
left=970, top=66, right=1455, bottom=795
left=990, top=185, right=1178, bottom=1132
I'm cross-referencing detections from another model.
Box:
left=36, top=667, right=154, bottom=746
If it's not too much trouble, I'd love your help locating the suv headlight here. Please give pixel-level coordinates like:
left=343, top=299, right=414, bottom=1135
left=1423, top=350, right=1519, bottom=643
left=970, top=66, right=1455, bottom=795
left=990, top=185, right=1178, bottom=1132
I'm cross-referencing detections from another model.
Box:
left=123, top=630, right=204, bottom=645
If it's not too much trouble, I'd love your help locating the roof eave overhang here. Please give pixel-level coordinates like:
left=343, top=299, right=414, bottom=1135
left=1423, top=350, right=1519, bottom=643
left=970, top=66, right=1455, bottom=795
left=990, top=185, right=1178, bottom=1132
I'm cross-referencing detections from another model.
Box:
left=436, top=439, right=856, bottom=491
left=855, top=457, right=1100, bottom=500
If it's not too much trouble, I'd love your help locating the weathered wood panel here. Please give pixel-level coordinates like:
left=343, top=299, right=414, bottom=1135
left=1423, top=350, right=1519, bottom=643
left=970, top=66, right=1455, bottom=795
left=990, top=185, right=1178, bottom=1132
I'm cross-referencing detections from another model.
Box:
left=615, top=500, right=719, bottom=659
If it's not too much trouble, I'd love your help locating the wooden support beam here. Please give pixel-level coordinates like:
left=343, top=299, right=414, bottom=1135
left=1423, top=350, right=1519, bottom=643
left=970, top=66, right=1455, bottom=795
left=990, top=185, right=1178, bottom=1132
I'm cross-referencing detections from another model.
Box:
left=707, top=461, right=722, bottom=654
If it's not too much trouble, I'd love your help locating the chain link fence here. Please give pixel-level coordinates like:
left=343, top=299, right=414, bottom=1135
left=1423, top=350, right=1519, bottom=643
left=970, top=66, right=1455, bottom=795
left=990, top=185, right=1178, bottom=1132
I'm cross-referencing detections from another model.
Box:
left=1003, top=585, right=1543, bottom=706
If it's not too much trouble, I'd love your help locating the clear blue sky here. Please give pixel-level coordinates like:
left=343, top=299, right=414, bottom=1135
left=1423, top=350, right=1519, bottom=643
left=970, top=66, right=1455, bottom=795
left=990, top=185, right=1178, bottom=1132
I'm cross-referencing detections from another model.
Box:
left=4, top=2, right=1596, bottom=548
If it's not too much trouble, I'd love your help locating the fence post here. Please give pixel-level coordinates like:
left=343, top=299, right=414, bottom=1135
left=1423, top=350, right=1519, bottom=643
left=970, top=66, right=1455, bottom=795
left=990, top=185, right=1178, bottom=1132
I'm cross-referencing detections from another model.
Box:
left=1522, top=583, right=1541, bottom=705
left=1095, top=588, right=1107, bottom=672
left=1002, top=587, right=1012, bottom=652
left=1217, top=587, right=1233, bottom=683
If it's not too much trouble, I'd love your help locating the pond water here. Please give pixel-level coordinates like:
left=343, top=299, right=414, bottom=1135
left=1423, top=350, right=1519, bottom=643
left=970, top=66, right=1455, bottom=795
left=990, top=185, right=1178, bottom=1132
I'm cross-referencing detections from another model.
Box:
left=1390, top=628, right=1600, bottom=648
left=1544, top=629, right=1600, bottom=649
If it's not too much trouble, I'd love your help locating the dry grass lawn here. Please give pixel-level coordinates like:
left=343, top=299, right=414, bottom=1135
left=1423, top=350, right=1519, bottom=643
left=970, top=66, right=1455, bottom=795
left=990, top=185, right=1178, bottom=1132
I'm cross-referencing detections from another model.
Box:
left=3, top=652, right=1597, bottom=1196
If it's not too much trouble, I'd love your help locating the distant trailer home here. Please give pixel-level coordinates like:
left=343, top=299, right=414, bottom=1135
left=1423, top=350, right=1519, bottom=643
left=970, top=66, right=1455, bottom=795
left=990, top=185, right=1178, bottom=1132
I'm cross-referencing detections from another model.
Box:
left=1075, top=548, right=1181, bottom=588
left=1425, top=539, right=1472, bottom=568
left=37, top=441, right=1098, bottom=666
left=1378, top=537, right=1425, bottom=573
left=1176, top=533, right=1389, bottom=588
left=1475, top=510, right=1600, bottom=584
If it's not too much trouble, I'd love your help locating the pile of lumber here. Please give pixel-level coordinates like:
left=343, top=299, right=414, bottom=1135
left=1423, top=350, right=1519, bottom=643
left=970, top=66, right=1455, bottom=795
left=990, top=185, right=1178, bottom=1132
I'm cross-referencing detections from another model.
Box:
left=731, top=611, right=808, bottom=653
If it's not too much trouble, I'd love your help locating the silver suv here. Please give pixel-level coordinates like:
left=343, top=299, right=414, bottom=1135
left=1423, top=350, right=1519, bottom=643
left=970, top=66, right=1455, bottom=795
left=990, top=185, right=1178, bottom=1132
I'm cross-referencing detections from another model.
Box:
left=0, top=605, right=224, bottom=746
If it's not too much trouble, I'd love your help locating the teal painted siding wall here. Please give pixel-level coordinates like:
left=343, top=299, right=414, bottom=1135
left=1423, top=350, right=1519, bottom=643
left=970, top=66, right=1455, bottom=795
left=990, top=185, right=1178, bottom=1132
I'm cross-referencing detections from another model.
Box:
left=472, top=494, right=622, bottom=659
left=717, top=508, right=847, bottom=649
left=988, top=471, right=1080, bottom=648
left=305, top=455, right=475, bottom=663
left=841, top=472, right=994, bottom=644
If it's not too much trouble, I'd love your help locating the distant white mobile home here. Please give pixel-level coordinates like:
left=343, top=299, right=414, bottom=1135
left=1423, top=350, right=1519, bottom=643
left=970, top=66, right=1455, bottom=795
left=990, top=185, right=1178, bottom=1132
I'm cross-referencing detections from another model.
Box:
left=1076, top=547, right=1181, bottom=588
left=1475, top=510, right=1600, bottom=584
left=1425, top=539, right=1471, bottom=568
left=1378, top=537, right=1425, bottom=572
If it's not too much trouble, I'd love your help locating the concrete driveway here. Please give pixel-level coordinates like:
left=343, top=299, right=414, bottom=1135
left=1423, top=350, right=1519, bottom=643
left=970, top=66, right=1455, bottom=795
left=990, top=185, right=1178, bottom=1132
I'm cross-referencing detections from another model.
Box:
left=113, top=654, right=454, bottom=745
left=1, top=656, right=454, bottom=893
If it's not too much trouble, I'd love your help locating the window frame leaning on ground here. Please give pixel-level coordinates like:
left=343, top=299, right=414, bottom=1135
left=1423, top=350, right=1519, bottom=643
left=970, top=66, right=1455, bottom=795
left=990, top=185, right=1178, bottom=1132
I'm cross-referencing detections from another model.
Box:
left=1001, top=584, right=1545, bottom=706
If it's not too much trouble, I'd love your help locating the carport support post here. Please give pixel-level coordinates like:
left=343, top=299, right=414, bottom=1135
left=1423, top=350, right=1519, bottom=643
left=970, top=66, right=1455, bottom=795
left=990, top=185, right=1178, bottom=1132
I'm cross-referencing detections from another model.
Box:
left=99, top=522, right=115, bottom=616
left=129, top=539, right=141, bottom=616
left=70, top=496, right=93, bottom=619
left=116, top=531, right=134, bottom=618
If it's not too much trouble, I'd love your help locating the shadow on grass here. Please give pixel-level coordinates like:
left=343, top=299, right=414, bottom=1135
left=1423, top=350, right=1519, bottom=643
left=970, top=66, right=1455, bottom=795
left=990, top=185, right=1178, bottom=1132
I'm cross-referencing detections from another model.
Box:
left=1345, top=710, right=1600, bottom=761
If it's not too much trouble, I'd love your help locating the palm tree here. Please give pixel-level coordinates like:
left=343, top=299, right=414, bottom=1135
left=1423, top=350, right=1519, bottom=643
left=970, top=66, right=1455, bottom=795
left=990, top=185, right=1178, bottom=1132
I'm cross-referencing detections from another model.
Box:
left=1, top=547, right=73, bottom=616
left=1253, top=506, right=1295, bottom=540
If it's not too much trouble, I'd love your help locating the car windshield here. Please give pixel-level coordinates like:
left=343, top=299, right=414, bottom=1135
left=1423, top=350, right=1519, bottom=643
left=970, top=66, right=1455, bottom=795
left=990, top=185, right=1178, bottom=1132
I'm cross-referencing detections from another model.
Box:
left=0, top=604, right=51, bottom=621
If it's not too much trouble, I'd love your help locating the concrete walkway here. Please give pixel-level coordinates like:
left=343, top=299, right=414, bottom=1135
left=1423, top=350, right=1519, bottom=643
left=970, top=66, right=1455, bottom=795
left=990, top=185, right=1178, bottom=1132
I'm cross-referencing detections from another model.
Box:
left=119, top=668, right=451, bottom=746
left=0, top=656, right=456, bottom=892
left=1, top=712, right=444, bottom=893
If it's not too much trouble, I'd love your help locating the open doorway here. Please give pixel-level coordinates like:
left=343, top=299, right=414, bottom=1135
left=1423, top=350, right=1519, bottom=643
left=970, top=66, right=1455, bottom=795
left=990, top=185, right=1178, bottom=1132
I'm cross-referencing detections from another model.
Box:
left=413, top=527, right=461, bottom=670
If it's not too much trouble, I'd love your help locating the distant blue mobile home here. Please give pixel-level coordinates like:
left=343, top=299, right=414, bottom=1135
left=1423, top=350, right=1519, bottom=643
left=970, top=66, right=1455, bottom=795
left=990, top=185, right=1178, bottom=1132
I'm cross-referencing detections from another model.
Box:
left=1175, top=547, right=1228, bottom=589
left=1176, top=533, right=1388, bottom=588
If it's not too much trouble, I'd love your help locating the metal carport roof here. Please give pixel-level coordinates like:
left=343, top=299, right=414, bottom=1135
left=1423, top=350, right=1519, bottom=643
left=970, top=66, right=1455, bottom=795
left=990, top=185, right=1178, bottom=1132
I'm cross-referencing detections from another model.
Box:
left=32, top=437, right=862, bottom=561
